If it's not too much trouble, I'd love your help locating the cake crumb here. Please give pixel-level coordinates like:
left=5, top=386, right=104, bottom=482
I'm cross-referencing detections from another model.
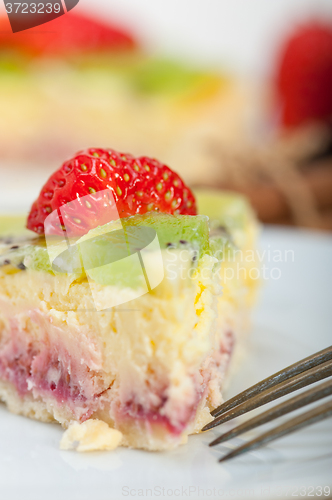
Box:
left=180, top=434, right=188, bottom=445
left=193, top=407, right=213, bottom=433
left=60, top=419, right=123, bottom=452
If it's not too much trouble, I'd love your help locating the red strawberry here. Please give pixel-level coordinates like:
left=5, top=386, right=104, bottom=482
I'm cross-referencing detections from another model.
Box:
left=27, top=148, right=197, bottom=236
left=0, top=11, right=136, bottom=58
left=276, top=21, right=332, bottom=127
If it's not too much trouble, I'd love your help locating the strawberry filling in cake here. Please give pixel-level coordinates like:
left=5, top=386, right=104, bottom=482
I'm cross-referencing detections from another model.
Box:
left=0, top=281, right=234, bottom=445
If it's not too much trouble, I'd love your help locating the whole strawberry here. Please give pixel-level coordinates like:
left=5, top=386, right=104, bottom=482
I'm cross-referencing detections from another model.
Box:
left=27, top=148, right=197, bottom=236
left=277, top=21, right=332, bottom=127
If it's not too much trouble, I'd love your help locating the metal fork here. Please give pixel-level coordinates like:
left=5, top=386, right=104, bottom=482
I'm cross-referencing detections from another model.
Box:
left=202, top=345, right=332, bottom=462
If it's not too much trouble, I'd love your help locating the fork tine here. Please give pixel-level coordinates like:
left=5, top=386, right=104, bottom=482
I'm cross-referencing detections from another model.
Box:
left=211, top=345, right=332, bottom=419
left=209, top=379, right=332, bottom=446
left=218, top=399, right=332, bottom=462
left=203, top=358, right=332, bottom=431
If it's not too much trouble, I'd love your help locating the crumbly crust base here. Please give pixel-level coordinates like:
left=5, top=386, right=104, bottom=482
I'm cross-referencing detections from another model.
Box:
left=0, top=378, right=215, bottom=451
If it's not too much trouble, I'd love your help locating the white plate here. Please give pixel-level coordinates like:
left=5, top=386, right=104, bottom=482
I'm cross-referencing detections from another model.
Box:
left=1, top=227, right=332, bottom=500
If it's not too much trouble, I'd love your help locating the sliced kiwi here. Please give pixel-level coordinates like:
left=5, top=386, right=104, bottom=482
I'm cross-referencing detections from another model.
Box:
left=194, top=189, right=253, bottom=230
left=194, top=188, right=257, bottom=250
left=122, top=212, right=210, bottom=254
left=0, top=237, right=50, bottom=272
left=0, top=215, right=45, bottom=271
left=1, top=203, right=246, bottom=284
left=3, top=213, right=210, bottom=286
left=78, top=213, right=209, bottom=288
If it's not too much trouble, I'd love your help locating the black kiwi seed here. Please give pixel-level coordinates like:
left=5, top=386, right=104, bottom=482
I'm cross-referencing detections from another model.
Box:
left=179, top=240, right=187, bottom=244
left=10, top=245, right=19, bottom=250
left=17, top=262, right=26, bottom=271
left=3, top=259, right=10, bottom=265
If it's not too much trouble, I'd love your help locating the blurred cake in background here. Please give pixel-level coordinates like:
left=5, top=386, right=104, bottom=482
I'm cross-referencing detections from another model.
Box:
left=1, top=10, right=331, bottom=230
left=0, top=9, right=253, bottom=187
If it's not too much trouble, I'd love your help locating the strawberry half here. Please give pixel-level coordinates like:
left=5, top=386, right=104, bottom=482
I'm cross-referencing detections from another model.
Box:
left=27, top=148, right=197, bottom=236
left=276, top=21, right=332, bottom=127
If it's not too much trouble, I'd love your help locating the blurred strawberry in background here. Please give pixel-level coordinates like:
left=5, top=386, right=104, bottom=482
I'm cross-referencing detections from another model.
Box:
left=0, top=10, right=137, bottom=58
left=204, top=18, right=332, bottom=230
left=276, top=21, right=332, bottom=128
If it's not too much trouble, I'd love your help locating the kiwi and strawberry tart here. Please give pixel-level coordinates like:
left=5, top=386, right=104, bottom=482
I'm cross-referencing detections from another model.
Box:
left=0, top=148, right=259, bottom=451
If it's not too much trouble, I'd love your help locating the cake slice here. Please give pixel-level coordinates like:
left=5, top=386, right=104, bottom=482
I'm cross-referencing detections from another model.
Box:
left=0, top=149, right=259, bottom=451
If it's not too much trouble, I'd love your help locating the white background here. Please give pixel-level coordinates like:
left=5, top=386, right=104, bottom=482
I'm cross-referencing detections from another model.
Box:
left=78, top=0, right=332, bottom=76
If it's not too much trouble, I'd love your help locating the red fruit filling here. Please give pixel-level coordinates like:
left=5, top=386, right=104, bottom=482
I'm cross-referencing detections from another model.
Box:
left=0, top=309, right=233, bottom=435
